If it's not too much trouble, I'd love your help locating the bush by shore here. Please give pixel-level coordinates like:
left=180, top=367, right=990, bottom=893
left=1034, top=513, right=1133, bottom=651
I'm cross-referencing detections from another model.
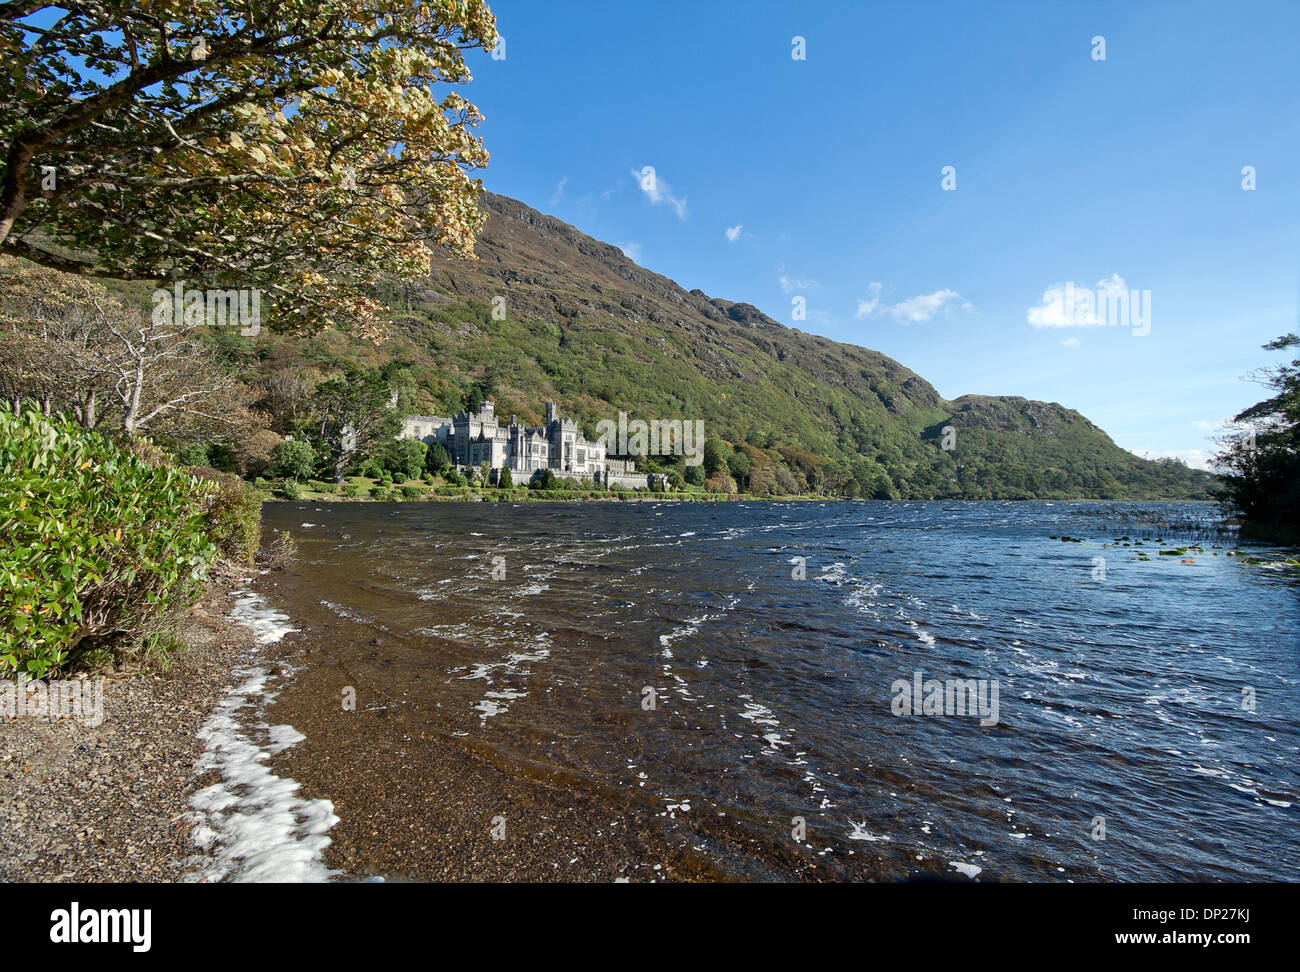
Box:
left=0, top=403, right=264, bottom=676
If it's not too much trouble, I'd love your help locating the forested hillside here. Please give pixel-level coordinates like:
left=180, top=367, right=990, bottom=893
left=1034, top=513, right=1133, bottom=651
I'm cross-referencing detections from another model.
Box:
left=234, top=191, right=1211, bottom=499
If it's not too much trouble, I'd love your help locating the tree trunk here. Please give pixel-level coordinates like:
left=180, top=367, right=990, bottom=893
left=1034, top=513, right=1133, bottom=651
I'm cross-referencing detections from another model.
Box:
left=333, top=450, right=352, bottom=484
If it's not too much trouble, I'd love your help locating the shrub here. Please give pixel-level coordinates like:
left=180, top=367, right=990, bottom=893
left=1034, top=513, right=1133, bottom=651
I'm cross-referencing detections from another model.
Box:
left=400, top=484, right=422, bottom=500
left=274, top=480, right=301, bottom=500
left=176, top=441, right=210, bottom=467
left=342, top=483, right=363, bottom=497
left=530, top=468, right=558, bottom=490
left=377, top=437, right=427, bottom=480
left=0, top=404, right=217, bottom=676
left=257, top=529, right=297, bottom=571
left=190, top=467, right=263, bottom=565
left=705, top=472, right=738, bottom=494
left=272, top=438, right=316, bottom=481
left=368, top=485, right=388, bottom=499
left=425, top=443, right=451, bottom=475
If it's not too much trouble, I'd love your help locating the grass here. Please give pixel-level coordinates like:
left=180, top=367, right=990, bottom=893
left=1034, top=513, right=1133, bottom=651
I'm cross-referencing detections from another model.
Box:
left=263, top=474, right=830, bottom=503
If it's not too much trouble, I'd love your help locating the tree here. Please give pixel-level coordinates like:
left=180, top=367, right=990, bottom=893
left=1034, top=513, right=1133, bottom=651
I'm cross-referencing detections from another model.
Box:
left=498, top=466, right=513, bottom=489
left=0, top=256, right=264, bottom=439
left=1214, top=334, right=1299, bottom=538
left=726, top=450, right=750, bottom=489
left=260, top=367, right=321, bottom=434
left=0, top=1, right=497, bottom=337
left=704, top=472, right=737, bottom=494
left=703, top=436, right=732, bottom=478
left=311, top=367, right=398, bottom=482
left=684, top=464, right=705, bottom=487
left=377, top=436, right=426, bottom=480
left=425, top=442, right=451, bottom=474
left=273, top=438, right=316, bottom=482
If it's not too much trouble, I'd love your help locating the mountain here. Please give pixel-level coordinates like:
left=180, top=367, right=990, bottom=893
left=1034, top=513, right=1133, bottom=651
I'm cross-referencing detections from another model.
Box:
left=263, top=191, right=1216, bottom=499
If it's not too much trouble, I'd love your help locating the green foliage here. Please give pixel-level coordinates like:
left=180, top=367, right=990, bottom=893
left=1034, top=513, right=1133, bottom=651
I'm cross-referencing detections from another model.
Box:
left=530, top=468, right=559, bottom=490
left=274, top=480, right=301, bottom=500
left=0, top=403, right=217, bottom=676
left=425, top=442, right=451, bottom=474
left=177, top=441, right=211, bottom=467
left=684, top=464, right=705, bottom=487
left=498, top=466, right=513, bottom=489
left=377, top=436, right=427, bottom=480
left=190, top=467, right=264, bottom=566
left=399, top=484, right=423, bottom=500
left=726, top=450, right=751, bottom=488
left=703, top=437, right=732, bottom=479
left=1215, top=334, right=1300, bottom=539
left=273, top=438, right=316, bottom=481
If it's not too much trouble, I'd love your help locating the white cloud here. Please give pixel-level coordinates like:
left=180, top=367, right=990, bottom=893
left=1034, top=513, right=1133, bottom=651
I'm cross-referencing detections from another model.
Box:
left=1028, top=273, right=1128, bottom=328
left=725, top=223, right=743, bottom=243
left=617, top=242, right=642, bottom=263
left=1060, top=336, right=1081, bottom=349
left=891, top=289, right=964, bottom=323
left=631, top=166, right=687, bottom=219
left=857, top=283, right=967, bottom=323
left=779, top=275, right=818, bottom=294
left=855, top=282, right=882, bottom=318
left=550, top=176, right=567, bottom=205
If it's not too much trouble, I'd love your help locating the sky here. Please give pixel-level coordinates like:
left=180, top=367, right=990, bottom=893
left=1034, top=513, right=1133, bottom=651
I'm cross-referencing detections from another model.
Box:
left=455, top=0, right=1300, bottom=469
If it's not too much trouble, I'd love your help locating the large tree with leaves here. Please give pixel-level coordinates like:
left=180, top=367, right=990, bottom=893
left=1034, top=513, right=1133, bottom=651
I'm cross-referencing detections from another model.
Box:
left=0, top=0, right=496, bottom=337
left=311, top=365, right=398, bottom=482
left=1214, top=334, right=1299, bottom=539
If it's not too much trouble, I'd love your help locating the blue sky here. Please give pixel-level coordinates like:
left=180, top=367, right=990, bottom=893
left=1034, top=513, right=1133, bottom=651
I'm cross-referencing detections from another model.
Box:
left=459, top=0, right=1299, bottom=468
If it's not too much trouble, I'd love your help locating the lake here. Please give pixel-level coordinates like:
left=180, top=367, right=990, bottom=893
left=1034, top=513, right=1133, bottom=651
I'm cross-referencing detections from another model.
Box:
left=250, top=500, right=1299, bottom=882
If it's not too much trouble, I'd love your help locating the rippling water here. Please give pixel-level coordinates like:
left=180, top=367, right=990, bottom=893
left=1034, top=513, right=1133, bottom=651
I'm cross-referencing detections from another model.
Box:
left=261, top=500, right=1300, bottom=881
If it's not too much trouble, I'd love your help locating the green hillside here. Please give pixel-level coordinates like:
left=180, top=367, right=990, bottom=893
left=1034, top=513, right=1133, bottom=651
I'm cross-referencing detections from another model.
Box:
left=232, top=191, right=1214, bottom=500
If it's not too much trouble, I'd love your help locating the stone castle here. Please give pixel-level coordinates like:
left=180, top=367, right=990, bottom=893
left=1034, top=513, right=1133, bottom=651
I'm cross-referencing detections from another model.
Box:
left=402, top=400, right=661, bottom=489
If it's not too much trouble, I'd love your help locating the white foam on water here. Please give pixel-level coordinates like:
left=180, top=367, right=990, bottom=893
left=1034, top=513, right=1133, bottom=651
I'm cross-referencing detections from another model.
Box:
left=183, top=593, right=337, bottom=883
left=228, top=592, right=298, bottom=645
left=949, top=861, right=983, bottom=879
left=847, top=821, right=889, bottom=842
left=187, top=667, right=338, bottom=883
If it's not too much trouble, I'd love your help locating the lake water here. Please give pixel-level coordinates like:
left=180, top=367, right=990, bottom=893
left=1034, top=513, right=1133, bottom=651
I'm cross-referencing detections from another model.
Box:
left=256, top=500, right=1299, bottom=881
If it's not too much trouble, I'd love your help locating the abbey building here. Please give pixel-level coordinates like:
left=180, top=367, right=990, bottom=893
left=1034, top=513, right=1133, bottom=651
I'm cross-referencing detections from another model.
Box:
left=401, top=400, right=658, bottom=489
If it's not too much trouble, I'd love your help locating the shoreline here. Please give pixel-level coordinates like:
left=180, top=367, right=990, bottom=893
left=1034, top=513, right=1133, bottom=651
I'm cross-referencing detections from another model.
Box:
left=0, top=567, right=269, bottom=882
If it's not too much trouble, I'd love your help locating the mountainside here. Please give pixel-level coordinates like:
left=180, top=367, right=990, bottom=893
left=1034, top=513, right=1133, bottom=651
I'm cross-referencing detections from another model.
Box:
left=267, top=191, right=1215, bottom=499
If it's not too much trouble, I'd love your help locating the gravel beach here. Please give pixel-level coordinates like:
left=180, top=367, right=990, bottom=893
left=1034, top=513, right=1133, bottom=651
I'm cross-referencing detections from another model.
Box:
left=0, top=569, right=263, bottom=882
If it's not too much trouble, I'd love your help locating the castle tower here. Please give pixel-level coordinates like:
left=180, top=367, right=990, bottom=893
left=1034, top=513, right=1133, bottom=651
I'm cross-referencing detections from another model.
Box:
left=545, top=401, right=557, bottom=427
